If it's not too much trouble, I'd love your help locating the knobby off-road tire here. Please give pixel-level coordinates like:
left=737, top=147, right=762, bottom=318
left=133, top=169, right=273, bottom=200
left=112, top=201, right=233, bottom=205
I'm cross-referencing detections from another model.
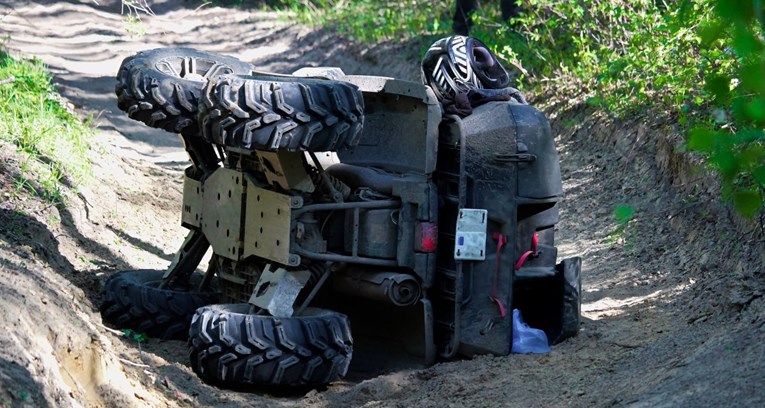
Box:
left=189, top=304, right=353, bottom=387
left=115, top=48, right=254, bottom=137
left=554, top=257, right=582, bottom=343
left=100, top=270, right=220, bottom=340
left=198, top=74, right=364, bottom=152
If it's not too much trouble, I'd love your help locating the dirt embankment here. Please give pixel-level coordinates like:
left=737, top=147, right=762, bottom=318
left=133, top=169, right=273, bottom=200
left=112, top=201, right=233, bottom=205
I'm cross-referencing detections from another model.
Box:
left=0, top=0, right=763, bottom=407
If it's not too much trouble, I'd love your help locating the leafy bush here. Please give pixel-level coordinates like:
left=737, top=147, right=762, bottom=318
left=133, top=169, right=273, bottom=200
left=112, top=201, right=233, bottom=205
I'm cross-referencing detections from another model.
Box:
left=687, top=1, right=765, bottom=217
left=286, top=1, right=714, bottom=119
left=285, top=0, right=762, bottom=218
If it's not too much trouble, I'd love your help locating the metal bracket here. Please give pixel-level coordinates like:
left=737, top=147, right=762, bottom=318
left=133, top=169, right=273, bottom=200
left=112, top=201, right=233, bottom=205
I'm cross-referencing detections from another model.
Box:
left=256, top=151, right=315, bottom=192
left=163, top=230, right=197, bottom=279
left=181, top=173, right=203, bottom=228
left=160, top=230, right=210, bottom=287
left=248, top=264, right=311, bottom=318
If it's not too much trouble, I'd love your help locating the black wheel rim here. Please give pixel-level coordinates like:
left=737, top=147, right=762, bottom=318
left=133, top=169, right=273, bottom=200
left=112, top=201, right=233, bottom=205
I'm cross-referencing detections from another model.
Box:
left=155, top=56, right=235, bottom=82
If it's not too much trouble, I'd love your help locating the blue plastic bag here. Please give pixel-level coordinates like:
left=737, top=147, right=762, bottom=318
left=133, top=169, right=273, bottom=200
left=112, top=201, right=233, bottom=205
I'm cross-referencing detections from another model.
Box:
left=511, top=309, right=551, bottom=354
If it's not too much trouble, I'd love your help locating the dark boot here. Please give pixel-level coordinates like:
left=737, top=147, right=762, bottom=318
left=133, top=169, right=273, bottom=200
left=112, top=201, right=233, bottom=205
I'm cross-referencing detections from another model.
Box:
left=452, top=0, right=477, bottom=35
left=500, top=0, right=521, bottom=22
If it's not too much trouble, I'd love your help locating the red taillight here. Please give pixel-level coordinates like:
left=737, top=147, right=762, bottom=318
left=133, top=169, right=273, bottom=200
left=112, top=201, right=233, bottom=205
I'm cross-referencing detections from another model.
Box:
left=415, top=222, right=438, bottom=252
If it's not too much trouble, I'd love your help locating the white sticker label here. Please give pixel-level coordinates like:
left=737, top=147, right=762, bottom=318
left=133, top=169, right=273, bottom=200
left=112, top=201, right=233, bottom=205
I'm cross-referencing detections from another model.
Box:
left=454, top=209, right=488, bottom=261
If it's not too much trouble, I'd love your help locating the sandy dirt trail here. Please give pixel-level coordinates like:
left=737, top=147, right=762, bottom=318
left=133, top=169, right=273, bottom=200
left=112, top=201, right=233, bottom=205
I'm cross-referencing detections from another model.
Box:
left=1, top=1, right=764, bottom=407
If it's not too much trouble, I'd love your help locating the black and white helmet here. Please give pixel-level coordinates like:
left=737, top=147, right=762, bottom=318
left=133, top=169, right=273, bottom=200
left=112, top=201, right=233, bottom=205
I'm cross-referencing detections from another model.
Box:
left=421, top=35, right=510, bottom=101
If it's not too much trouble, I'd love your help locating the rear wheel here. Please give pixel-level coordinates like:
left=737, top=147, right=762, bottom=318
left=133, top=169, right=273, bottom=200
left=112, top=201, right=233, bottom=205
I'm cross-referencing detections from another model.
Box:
left=100, top=269, right=220, bottom=340
left=115, top=48, right=254, bottom=137
left=198, top=74, right=364, bottom=152
left=188, top=304, right=353, bottom=387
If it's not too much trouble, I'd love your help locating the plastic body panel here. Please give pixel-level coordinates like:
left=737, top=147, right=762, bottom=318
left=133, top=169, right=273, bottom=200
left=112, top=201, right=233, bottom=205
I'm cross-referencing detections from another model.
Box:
left=432, top=101, right=565, bottom=357
left=338, top=76, right=441, bottom=175
left=513, top=105, right=563, bottom=199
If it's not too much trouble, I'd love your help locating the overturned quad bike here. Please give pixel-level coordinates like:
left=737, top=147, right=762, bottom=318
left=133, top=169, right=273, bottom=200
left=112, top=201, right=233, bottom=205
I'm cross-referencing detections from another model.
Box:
left=100, top=48, right=582, bottom=388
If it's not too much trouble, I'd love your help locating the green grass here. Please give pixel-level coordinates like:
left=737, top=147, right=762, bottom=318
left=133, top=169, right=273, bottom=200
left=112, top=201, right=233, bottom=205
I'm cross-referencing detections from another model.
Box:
left=0, top=49, right=93, bottom=202
left=283, top=0, right=452, bottom=43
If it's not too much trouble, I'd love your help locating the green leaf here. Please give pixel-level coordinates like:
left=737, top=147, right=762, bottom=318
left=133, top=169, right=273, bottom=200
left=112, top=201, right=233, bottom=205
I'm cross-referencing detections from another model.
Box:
left=745, top=98, right=765, bottom=122
left=687, top=127, right=715, bottom=152
left=614, top=204, right=635, bottom=225
left=121, top=328, right=147, bottom=343
left=697, top=20, right=726, bottom=47
left=739, top=143, right=765, bottom=170
left=705, top=74, right=731, bottom=104
left=733, top=190, right=763, bottom=217
left=715, top=0, right=755, bottom=23
left=712, top=148, right=740, bottom=179
left=732, top=98, right=752, bottom=124
left=753, top=166, right=765, bottom=185
left=731, top=27, right=763, bottom=56
left=739, top=61, right=765, bottom=93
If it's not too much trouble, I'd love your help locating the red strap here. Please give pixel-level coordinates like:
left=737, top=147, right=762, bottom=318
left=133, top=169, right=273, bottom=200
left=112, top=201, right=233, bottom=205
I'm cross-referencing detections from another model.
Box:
left=515, top=232, right=540, bottom=270
left=490, top=232, right=539, bottom=316
left=491, top=232, right=508, bottom=317
left=515, top=250, right=534, bottom=270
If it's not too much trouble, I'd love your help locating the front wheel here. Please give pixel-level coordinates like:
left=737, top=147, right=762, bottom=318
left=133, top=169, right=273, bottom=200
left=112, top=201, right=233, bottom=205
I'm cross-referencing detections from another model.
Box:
left=188, top=304, right=353, bottom=387
left=115, top=48, right=254, bottom=136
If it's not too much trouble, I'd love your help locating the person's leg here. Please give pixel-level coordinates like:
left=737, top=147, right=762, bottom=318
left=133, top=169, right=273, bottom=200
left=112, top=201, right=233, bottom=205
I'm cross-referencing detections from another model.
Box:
left=453, top=0, right=477, bottom=35
left=500, top=0, right=521, bottom=21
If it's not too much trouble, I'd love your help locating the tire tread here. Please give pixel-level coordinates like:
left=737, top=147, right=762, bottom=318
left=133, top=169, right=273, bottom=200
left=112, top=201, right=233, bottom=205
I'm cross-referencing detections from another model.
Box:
left=100, top=270, right=220, bottom=340
left=189, top=305, right=352, bottom=387
left=115, top=48, right=253, bottom=137
left=198, top=75, right=364, bottom=152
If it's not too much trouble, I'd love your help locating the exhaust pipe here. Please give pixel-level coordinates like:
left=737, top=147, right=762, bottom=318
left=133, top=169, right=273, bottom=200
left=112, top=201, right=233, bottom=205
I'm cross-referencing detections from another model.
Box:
left=331, top=270, right=421, bottom=306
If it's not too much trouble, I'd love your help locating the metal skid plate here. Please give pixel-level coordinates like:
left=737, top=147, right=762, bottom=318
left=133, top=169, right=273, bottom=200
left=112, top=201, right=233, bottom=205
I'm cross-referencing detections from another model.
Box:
left=256, top=151, right=314, bottom=193
left=181, top=175, right=202, bottom=228
left=248, top=264, right=310, bottom=318
left=454, top=209, right=488, bottom=260
left=243, top=176, right=295, bottom=266
left=201, top=168, right=245, bottom=260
